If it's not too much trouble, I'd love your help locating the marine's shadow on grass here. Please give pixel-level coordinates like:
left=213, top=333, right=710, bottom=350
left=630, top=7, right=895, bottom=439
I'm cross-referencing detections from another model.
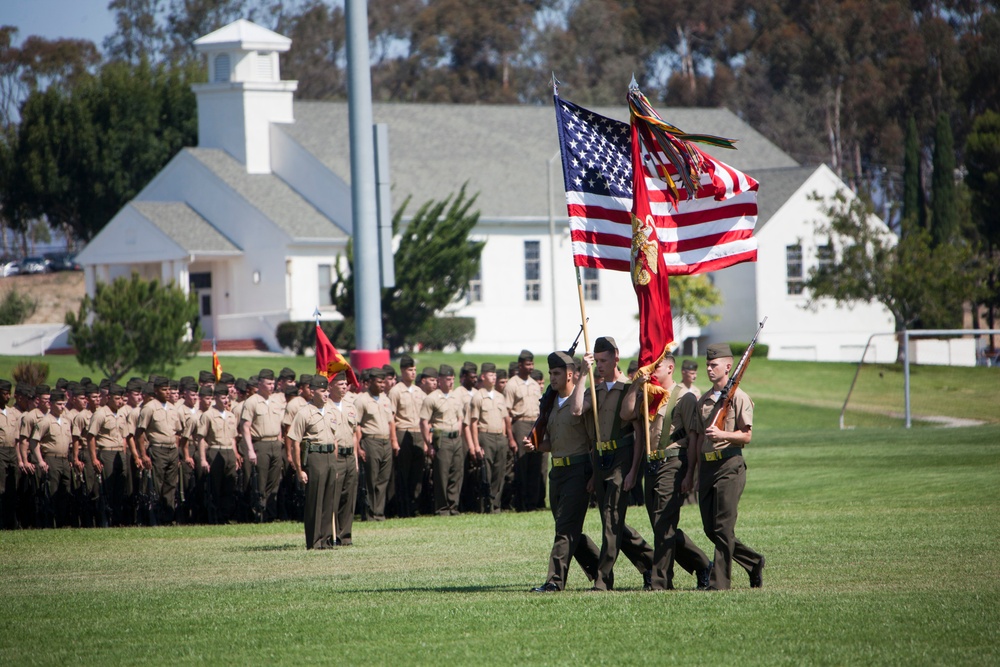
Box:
left=228, top=544, right=300, bottom=552
left=343, top=583, right=530, bottom=594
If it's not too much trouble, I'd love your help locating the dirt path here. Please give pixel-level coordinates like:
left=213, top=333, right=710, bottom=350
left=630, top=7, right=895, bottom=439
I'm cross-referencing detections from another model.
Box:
left=0, top=271, right=86, bottom=324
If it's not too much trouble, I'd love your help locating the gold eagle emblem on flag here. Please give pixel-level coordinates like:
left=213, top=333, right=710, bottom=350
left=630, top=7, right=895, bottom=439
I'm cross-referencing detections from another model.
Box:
left=630, top=212, right=658, bottom=286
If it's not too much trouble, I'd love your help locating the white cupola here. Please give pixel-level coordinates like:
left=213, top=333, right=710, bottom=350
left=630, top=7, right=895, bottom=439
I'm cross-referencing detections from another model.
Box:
left=191, top=19, right=298, bottom=174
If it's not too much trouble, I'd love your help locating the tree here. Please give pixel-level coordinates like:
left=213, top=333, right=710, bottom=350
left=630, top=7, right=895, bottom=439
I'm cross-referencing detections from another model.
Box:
left=930, top=112, right=958, bottom=246
left=332, top=185, right=484, bottom=352
left=902, top=115, right=925, bottom=236
left=804, top=191, right=980, bottom=361
left=65, top=274, right=201, bottom=381
left=104, top=0, right=168, bottom=65
left=668, top=274, right=722, bottom=345
left=965, top=110, right=1000, bottom=348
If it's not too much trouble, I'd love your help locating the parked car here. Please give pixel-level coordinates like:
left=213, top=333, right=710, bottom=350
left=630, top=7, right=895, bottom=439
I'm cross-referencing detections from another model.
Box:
left=20, top=256, right=50, bottom=274
left=0, top=260, right=20, bottom=277
left=44, top=252, right=82, bottom=272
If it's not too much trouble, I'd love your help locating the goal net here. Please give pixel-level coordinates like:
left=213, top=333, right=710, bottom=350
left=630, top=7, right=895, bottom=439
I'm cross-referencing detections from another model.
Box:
left=840, top=329, right=1000, bottom=429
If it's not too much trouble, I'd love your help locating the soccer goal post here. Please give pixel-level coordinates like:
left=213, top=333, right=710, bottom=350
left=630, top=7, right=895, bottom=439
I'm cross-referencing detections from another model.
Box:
left=840, top=329, right=1000, bottom=429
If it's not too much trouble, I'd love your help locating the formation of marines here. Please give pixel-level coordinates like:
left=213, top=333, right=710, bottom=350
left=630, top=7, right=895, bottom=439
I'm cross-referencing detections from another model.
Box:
left=0, top=341, right=764, bottom=590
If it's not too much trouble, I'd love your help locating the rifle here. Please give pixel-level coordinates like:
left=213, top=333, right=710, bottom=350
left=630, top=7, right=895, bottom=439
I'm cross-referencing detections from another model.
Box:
left=356, top=459, right=370, bottom=521
left=96, top=470, right=112, bottom=528
left=72, top=465, right=87, bottom=527
left=530, top=322, right=587, bottom=448
left=712, top=317, right=768, bottom=431
left=247, top=463, right=264, bottom=523
left=143, top=469, right=159, bottom=526
left=201, top=470, right=218, bottom=525
left=35, top=470, right=54, bottom=528
left=478, top=457, right=491, bottom=514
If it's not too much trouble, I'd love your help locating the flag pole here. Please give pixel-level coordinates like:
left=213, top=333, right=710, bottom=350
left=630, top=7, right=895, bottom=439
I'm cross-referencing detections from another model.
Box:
left=642, top=384, right=651, bottom=460
left=575, top=267, right=602, bottom=443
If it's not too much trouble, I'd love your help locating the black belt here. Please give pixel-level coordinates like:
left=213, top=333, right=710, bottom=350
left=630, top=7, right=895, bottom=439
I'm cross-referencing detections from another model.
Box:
left=551, top=453, right=589, bottom=467
left=595, top=432, right=635, bottom=452
left=702, top=448, right=742, bottom=462
left=433, top=429, right=459, bottom=439
left=337, top=446, right=354, bottom=456
left=307, top=444, right=335, bottom=454
left=648, top=447, right=684, bottom=462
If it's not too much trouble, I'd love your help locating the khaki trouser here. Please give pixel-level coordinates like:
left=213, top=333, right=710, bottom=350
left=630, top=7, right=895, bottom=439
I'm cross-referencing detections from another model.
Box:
left=698, top=454, right=763, bottom=590
left=254, top=440, right=283, bottom=522
left=0, top=446, right=19, bottom=529
left=303, top=450, right=336, bottom=549
left=97, top=449, right=128, bottom=526
left=205, top=448, right=237, bottom=523
left=479, top=432, right=508, bottom=514
left=546, top=462, right=600, bottom=590
left=395, top=430, right=424, bottom=517
left=333, top=450, right=358, bottom=545
left=511, top=420, right=541, bottom=511
left=593, top=445, right=654, bottom=590
left=149, top=444, right=179, bottom=523
left=432, top=433, right=465, bottom=516
left=644, top=455, right=710, bottom=590
left=360, top=436, right=392, bottom=520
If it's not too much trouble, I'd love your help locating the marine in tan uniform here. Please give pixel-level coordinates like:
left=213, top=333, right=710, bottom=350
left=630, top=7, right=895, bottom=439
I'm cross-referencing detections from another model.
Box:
left=327, top=372, right=359, bottom=545
left=680, top=359, right=702, bottom=399
left=527, top=352, right=599, bottom=592
left=88, top=384, right=129, bottom=526
left=420, top=365, right=466, bottom=516
left=621, top=355, right=711, bottom=591
left=136, top=377, right=181, bottom=524
left=464, top=363, right=517, bottom=514
left=70, top=384, right=99, bottom=527
left=174, top=378, right=200, bottom=523
left=504, top=350, right=542, bottom=511
left=31, top=389, right=73, bottom=526
left=197, top=384, right=241, bottom=523
left=388, top=356, right=425, bottom=518
left=690, top=343, right=764, bottom=590
left=240, top=368, right=285, bottom=521
left=0, top=380, right=22, bottom=529
left=288, top=375, right=338, bottom=549
left=577, top=337, right=654, bottom=591
left=354, top=368, right=397, bottom=521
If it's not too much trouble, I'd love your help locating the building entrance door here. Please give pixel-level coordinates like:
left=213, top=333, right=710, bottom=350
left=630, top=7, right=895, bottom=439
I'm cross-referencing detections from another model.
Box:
left=190, top=272, right=213, bottom=339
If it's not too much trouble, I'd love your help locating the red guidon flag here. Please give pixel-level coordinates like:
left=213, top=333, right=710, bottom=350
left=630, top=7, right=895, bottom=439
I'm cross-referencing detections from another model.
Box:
left=211, top=338, right=222, bottom=382
left=315, top=324, right=359, bottom=387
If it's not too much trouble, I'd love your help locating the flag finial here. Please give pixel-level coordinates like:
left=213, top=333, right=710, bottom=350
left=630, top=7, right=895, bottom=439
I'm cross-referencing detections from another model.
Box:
left=551, top=72, right=559, bottom=96
left=629, top=73, right=639, bottom=92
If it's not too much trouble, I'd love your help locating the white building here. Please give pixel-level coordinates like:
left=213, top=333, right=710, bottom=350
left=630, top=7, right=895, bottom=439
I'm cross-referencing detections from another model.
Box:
left=76, top=19, right=896, bottom=362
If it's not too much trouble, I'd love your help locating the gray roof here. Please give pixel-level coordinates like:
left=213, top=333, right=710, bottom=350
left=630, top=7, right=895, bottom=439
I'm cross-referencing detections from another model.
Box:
left=131, top=201, right=241, bottom=254
left=282, top=101, right=799, bottom=221
left=187, top=148, right=346, bottom=241
left=751, top=166, right=819, bottom=231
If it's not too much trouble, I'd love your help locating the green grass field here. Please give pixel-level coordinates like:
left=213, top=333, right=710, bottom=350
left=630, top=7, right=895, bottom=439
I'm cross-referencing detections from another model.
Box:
left=2, top=353, right=998, bottom=664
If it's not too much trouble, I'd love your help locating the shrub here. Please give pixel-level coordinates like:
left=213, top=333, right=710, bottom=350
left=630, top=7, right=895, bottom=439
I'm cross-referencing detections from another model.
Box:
left=12, top=361, right=48, bottom=386
left=729, top=341, right=769, bottom=359
left=412, top=317, right=475, bottom=352
left=276, top=319, right=354, bottom=355
left=0, top=289, right=38, bottom=325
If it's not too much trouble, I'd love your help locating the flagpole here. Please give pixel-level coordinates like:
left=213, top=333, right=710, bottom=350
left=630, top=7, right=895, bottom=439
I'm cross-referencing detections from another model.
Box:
left=575, top=267, right=602, bottom=443
left=642, top=384, right=651, bottom=460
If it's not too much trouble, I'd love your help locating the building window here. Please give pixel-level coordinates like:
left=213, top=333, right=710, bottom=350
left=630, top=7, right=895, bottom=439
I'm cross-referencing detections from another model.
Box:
left=786, top=244, right=803, bottom=295
left=213, top=54, right=230, bottom=82
left=524, top=240, right=541, bottom=301
left=468, top=264, right=482, bottom=304
left=817, top=243, right=834, bottom=272
left=318, top=264, right=333, bottom=307
left=582, top=267, right=599, bottom=301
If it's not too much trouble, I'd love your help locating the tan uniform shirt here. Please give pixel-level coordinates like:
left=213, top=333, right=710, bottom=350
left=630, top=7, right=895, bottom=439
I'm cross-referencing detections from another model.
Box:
left=504, top=375, right=541, bottom=422
left=694, top=386, right=753, bottom=453
left=282, top=395, right=307, bottom=430
left=122, top=405, right=139, bottom=439
left=72, top=408, right=93, bottom=443
left=32, top=413, right=72, bottom=457
left=240, top=392, right=285, bottom=441
left=88, top=406, right=128, bottom=451
left=138, top=399, right=178, bottom=447
left=388, top=382, right=424, bottom=432
left=420, top=390, right=465, bottom=432
left=20, top=408, right=45, bottom=443
left=328, top=401, right=358, bottom=448
left=586, top=379, right=631, bottom=443
left=353, top=392, right=393, bottom=438
left=288, top=403, right=336, bottom=448
left=0, top=406, right=22, bottom=448
left=649, top=384, right=686, bottom=454
left=197, top=407, right=238, bottom=450
left=466, top=389, right=508, bottom=434
left=544, top=395, right=590, bottom=458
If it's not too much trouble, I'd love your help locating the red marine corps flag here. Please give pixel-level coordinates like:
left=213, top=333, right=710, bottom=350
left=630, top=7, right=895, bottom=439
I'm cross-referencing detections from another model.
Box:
left=315, top=320, right=359, bottom=387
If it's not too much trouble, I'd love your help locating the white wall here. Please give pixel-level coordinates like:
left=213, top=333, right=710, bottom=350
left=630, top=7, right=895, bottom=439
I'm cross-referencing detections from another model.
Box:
left=271, top=125, right=353, bottom=233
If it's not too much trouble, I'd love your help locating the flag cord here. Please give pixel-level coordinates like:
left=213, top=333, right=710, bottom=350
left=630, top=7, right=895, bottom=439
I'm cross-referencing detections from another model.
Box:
left=575, top=266, right=602, bottom=443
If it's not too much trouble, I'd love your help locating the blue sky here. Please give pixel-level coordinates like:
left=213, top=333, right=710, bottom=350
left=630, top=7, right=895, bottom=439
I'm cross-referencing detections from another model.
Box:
left=2, top=0, right=117, bottom=47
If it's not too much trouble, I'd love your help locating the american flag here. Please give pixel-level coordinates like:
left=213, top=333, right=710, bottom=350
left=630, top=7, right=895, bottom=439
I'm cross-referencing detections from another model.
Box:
left=554, top=96, right=759, bottom=274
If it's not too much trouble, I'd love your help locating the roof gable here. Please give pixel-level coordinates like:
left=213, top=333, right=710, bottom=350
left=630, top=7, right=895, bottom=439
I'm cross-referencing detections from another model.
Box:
left=131, top=201, right=241, bottom=255
left=193, top=19, right=291, bottom=52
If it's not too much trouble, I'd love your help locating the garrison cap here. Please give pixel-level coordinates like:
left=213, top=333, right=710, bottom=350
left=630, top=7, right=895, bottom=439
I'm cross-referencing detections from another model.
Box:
left=179, top=379, right=197, bottom=392
left=359, top=369, right=370, bottom=384
left=420, top=367, right=439, bottom=379
left=298, top=374, right=313, bottom=386
left=461, top=362, right=477, bottom=375
left=198, top=386, right=213, bottom=398
left=55, top=378, right=68, bottom=390
left=50, top=389, right=67, bottom=402
left=480, top=362, right=496, bottom=373
left=66, top=381, right=81, bottom=394
left=179, top=376, right=195, bottom=387
left=508, top=361, right=518, bottom=377
left=438, top=364, right=455, bottom=377
left=99, top=378, right=112, bottom=390
left=143, top=382, right=154, bottom=395
left=594, top=336, right=618, bottom=354
left=219, top=372, right=235, bottom=384
left=284, top=384, right=300, bottom=398
left=108, top=383, right=126, bottom=397
left=16, top=384, right=34, bottom=398
left=168, top=380, right=179, bottom=391
left=681, top=360, right=698, bottom=371
left=368, top=367, right=386, bottom=380
left=309, top=375, right=329, bottom=390
left=258, top=368, right=275, bottom=380
left=234, top=378, right=248, bottom=393
left=626, top=360, right=639, bottom=376
left=80, top=376, right=93, bottom=386
left=213, top=383, right=229, bottom=397
left=152, top=376, right=169, bottom=388
left=399, top=354, right=415, bottom=369
left=85, top=383, right=100, bottom=395
left=0, top=379, right=11, bottom=392
left=382, top=364, right=396, bottom=377
left=35, top=384, right=51, bottom=395
left=246, top=376, right=258, bottom=388
left=198, top=370, right=215, bottom=384
left=706, top=343, right=734, bottom=360
left=495, top=369, right=508, bottom=380
left=530, top=369, right=543, bottom=382
left=518, top=349, right=534, bottom=362
left=279, top=367, right=296, bottom=381
left=547, top=351, right=574, bottom=369
left=331, top=371, right=347, bottom=383
left=126, top=380, right=144, bottom=393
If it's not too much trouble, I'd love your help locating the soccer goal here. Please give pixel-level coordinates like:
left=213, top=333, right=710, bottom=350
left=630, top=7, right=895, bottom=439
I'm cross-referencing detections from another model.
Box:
left=840, top=329, right=1000, bottom=429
